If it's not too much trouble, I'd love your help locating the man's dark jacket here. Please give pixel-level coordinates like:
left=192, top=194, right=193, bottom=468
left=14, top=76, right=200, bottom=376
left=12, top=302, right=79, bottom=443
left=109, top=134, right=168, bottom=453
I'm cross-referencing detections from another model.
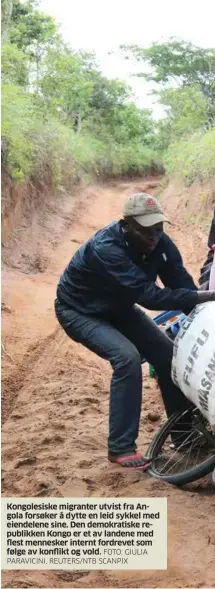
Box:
left=199, top=209, right=215, bottom=288
left=57, top=221, right=198, bottom=317
left=208, top=209, right=215, bottom=248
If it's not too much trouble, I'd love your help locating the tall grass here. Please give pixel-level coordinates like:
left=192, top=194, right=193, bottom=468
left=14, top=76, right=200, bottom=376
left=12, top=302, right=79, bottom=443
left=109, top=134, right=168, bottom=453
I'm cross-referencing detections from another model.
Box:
left=164, top=127, right=215, bottom=185
left=2, top=83, right=162, bottom=190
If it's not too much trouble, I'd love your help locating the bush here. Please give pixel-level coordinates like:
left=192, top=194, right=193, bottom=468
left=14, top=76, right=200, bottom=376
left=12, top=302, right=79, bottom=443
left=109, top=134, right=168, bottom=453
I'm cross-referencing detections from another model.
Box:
left=2, top=83, right=161, bottom=189
left=164, top=127, right=215, bottom=184
left=2, top=84, right=38, bottom=180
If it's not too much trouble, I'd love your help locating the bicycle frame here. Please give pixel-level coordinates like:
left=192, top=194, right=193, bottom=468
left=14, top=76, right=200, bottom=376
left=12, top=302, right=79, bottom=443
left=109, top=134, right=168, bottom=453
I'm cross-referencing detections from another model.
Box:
left=141, top=309, right=185, bottom=366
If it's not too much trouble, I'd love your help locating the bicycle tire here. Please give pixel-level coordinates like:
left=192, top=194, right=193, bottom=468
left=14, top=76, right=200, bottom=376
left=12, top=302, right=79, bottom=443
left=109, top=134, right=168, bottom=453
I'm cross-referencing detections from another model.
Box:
left=146, top=408, right=215, bottom=486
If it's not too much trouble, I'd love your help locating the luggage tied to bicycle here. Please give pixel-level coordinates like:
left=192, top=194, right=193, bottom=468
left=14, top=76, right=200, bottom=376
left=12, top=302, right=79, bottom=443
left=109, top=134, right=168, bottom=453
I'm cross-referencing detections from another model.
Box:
left=171, top=301, right=215, bottom=430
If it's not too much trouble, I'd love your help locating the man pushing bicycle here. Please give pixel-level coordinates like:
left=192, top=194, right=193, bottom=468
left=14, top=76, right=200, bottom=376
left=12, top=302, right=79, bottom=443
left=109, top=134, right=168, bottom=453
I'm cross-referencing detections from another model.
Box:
left=55, top=193, right=215, bottom=469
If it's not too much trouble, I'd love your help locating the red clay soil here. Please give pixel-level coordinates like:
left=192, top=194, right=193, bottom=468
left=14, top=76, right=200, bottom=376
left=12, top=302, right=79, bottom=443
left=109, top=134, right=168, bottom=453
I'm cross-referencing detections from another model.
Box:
left=1, top=179, right=215, bottom=589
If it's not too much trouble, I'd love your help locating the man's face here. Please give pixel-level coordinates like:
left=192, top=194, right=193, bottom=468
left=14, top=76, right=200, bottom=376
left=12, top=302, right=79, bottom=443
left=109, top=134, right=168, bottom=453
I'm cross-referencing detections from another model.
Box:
left=125, top=218, right=164, bottom=254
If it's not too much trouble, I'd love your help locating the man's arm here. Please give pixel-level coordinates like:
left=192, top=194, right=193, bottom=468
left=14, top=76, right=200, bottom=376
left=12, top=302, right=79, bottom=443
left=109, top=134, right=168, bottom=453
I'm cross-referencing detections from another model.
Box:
left=91, top=241, right=199, bottom=312
left=157, top=234, right=197, bottom=291
left=199, top=210, right=215, bottom=289
left=199, top=249, right=214, bottom=290
left=208, top=209, right=215, bottom=248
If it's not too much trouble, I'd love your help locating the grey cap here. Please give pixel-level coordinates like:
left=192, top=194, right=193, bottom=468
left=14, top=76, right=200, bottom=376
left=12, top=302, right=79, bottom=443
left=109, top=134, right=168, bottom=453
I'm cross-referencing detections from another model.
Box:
left=123, top=193, right=168, bottom=227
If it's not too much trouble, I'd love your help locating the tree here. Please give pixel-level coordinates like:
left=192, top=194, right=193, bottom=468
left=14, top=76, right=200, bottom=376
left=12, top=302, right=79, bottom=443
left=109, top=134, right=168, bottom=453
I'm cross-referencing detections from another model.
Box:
left=40, top=52, right=135, bottom=136
left=2, top=0, right=159, bottom=184
left=121, top=40, right=215, bottom=91
left=40, top=47, right=94, bottom=131
left=1, top=42, right=28, bottom=86
left=10, top=0, right=59, bottom=90
left=121, top=39, right=215, bottom=124
left=1, top=0, right=13, bottom=47
left=88, top=73, right=130, bottom=113
left=10, top=0, right=58, bottom=52
left=158, top=85, right=209, bottom=140
left=99, top=102, right=155, bottom=144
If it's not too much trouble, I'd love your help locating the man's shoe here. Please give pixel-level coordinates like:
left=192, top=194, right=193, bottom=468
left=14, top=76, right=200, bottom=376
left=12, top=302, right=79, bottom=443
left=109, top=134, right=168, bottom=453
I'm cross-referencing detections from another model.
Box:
left=108, top=450, right=151, bottom=470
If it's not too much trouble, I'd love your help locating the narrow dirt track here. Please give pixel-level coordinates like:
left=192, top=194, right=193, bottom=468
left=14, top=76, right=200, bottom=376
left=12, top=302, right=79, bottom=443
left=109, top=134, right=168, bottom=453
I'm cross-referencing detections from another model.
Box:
left=2, top=179, right=215, bottom=589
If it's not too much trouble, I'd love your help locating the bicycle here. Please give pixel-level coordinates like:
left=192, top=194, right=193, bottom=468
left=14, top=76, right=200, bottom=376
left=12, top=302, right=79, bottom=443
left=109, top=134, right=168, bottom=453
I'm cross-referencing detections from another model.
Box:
left=142, top=309, right=215, bottom=486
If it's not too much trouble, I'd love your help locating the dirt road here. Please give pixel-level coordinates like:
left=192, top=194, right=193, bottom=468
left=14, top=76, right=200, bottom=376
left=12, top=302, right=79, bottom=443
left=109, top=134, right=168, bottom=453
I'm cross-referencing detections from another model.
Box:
left=2, top=179, right=215, bottom=588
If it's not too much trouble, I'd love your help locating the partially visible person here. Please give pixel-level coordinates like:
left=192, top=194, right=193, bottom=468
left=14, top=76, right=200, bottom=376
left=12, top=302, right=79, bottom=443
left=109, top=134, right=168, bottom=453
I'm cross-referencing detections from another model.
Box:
left=198, top=209, right=215, bottom=486
left=199, top=209, right=215, bottom=290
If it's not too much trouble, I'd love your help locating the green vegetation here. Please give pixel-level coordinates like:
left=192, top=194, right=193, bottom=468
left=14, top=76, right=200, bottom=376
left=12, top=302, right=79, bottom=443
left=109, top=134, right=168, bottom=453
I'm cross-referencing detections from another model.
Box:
left=1, top=0, right=160, bottom=190
left=164, top=127, right=215, bottom=185
left=1, top=1, right=215, bottom=194
left=121, top=39, right=215, bottom=183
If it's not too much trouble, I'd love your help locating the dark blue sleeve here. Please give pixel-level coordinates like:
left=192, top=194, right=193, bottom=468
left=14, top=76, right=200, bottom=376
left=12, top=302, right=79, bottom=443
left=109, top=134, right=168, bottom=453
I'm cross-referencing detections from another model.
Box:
left=158, top=235, right=197, bottom=290
left=198, top=210, right=215, bottom=286
left=208, top=209, right=215, bottom=248
left=91, top=242, right=198, bottom=311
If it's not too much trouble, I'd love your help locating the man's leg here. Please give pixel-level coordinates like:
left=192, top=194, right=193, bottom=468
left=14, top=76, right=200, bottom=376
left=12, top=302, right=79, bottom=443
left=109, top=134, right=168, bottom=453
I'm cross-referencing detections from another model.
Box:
left=113, top=305, right=191, bottom=417
left=55, top=300, right=144, bottom=457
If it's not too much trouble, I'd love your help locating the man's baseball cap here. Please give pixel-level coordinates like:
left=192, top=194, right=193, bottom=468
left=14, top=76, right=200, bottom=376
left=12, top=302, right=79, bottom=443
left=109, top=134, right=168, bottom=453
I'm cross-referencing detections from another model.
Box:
left=123, top=193, right=168, bottom=227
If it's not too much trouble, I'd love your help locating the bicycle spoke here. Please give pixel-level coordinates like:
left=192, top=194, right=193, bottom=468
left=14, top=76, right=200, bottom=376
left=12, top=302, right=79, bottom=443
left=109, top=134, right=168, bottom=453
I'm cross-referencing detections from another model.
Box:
left=157, top=430, right=199, bottom=474
left=152, top=407, right=215, bottom=478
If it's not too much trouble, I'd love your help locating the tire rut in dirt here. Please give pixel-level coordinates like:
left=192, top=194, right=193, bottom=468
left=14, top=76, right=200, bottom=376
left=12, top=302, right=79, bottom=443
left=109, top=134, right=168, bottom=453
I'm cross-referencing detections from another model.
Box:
left=1, top=328, right=61, bottom=424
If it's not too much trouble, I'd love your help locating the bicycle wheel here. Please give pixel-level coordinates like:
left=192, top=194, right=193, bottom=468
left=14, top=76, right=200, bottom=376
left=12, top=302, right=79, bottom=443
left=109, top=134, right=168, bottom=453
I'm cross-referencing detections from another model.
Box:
left=146, top=406, right=215, bottom=486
